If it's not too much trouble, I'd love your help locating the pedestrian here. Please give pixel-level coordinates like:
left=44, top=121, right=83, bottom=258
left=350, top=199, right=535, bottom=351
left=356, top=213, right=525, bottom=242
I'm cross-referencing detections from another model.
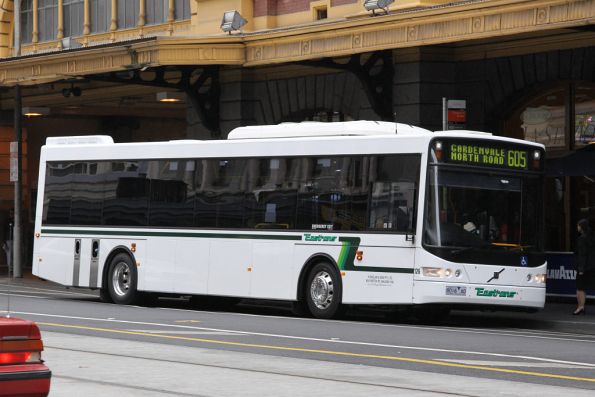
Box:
left=574, top=219, right=595, bottom=315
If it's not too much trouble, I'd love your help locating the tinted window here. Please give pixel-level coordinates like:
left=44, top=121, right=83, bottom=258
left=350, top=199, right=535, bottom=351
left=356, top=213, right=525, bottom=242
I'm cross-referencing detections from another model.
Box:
left=42, top=154, right=421, bottom=233
left=70, top=162, right=105, bottom=225
left=245, top=158, right=297, bottom=229
left=43, top=162, right=74, bottom=224
left=148, top=160, right=196, bottom=227
left=103, top=161, right=149, bottom=226
left=369, top=155, right=420, bottom=232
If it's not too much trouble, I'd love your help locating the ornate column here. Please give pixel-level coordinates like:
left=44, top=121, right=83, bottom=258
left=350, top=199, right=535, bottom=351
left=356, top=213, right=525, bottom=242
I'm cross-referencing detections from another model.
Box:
left=32, top=0, right=38, bottom=43
left=138, top=0, right=145, bottom=27
left=110, top=0, right=117, bottom=32
left=167, top=0, right=174, bottom=34
left=57, top=0, right=64, bottom=39
left=168, top=0, right=174, bottom=21
left=83, top=0, right=90, bottom=35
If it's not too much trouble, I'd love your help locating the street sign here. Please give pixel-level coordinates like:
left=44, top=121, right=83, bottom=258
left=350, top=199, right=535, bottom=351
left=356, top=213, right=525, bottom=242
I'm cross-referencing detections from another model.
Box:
left=447, top=99, right=466, bottom=130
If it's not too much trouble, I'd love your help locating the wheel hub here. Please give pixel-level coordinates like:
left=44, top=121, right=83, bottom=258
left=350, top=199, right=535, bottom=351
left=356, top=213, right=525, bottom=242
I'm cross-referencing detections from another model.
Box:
left=112, top=262, right=130, bottom=297
left=310, top=271, right=334, bottom=310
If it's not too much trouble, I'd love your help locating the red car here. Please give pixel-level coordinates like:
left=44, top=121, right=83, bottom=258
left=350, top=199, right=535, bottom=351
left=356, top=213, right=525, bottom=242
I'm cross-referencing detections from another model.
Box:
left=0, top=317, right=51, bottom=397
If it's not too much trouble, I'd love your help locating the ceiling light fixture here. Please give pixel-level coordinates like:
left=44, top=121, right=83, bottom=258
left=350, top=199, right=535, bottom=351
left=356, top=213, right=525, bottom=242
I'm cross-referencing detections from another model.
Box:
left=156, top=92, right=185, bottom=103
left=22, top=107, right=50, bottom=117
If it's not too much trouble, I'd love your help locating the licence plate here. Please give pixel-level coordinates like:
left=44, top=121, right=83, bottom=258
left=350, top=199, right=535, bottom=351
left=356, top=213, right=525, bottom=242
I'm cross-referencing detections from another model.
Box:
left=445, top=285, right=467, bottom=296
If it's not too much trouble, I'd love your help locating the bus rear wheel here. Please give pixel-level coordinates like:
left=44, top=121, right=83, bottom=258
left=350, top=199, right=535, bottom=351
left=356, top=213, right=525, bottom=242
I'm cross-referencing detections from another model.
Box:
left=305, top=262, right=343, bottom=319
left=107, top=253, right=139, bottom=305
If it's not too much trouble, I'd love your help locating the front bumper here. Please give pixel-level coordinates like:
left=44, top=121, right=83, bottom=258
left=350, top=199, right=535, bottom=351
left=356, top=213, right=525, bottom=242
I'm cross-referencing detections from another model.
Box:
left=412, top=280, right=545, bottom=308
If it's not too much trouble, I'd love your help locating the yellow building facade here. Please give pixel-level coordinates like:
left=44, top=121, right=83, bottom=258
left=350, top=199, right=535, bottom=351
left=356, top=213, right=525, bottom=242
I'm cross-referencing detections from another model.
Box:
left=0, top=0, right=593, bottom=269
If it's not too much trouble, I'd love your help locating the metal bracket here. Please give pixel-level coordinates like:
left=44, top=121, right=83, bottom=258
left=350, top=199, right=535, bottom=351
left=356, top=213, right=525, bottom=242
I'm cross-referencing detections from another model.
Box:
left=300, top=51, right=394, bottom=121
left=90, top=65, right=221, bottom=136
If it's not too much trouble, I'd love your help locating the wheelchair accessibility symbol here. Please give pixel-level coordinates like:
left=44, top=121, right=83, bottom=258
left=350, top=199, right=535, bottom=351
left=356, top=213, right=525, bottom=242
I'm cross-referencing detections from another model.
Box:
left=520, top=256, right=528, bottom=267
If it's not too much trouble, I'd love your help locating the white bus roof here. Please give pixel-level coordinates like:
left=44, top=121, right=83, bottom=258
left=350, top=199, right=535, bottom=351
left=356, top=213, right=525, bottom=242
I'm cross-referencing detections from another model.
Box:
left=227, top=121, right=431, bottom=139
left=46, top=135, right=114, bottom=145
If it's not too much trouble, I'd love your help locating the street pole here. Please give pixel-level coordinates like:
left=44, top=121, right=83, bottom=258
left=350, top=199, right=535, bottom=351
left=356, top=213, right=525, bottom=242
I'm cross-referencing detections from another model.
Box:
left=13, top=86, right=22, bottom=279
left=13, top=0, right=23, bottom=278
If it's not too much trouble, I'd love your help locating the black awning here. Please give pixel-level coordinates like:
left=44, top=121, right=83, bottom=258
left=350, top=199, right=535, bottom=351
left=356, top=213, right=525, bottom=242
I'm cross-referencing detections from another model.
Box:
left=546, top=143, right=595, bottom=177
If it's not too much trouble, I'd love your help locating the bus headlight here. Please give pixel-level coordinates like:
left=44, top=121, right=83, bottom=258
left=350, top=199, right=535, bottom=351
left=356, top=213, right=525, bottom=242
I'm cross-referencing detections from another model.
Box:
left=422, top=267, right=442, bottom=277
left=422, top=267, right=452, bottom=278
left=534, top=274, right=546, bottom=283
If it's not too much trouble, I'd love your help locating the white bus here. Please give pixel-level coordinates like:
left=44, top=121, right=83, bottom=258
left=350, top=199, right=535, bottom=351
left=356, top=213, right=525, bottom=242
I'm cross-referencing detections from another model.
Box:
left=32, top=121, right=546, bottom=318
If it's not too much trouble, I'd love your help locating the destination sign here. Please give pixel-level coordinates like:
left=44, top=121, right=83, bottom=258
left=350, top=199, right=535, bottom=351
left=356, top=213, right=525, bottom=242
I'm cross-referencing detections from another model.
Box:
left=438, top=140, right=542, bottom=171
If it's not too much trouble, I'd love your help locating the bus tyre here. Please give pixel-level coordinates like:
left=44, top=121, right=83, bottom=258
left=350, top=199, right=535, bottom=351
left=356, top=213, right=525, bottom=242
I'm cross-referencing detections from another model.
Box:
left=305, top=262, right=343, bottom=319
left=99, top=288, right=112, bottom=303
left=107, top=253, right=139, bottom=305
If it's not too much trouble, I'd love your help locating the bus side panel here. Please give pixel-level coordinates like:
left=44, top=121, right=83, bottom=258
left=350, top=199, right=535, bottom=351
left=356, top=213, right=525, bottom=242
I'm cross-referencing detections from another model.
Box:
left=208, top=240, right=252, bottom=297
left=35, top=237, right=73, bottom=286
left=250, top=242, right=295, bottom=300
left=342, top=271, right=414, bottom=304
left=343, top=246, right=415, bottom=304
left=144, top=238, right=176, bottom=293
left=173, top=238, right=209, bottom=295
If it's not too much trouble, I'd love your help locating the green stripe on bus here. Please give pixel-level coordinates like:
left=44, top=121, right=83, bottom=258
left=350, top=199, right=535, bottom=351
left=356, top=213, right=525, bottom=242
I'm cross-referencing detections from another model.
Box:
left=41, top=228, right=302, bottom=241
left=41, top=228, right=413, bottom=274
left=336, top=237, right=414, bottom=274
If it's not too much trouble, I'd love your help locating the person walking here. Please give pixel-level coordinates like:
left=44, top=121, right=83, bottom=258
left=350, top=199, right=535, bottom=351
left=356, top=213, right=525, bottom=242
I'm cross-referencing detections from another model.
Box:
left=574, top=219, right=595, bottom=315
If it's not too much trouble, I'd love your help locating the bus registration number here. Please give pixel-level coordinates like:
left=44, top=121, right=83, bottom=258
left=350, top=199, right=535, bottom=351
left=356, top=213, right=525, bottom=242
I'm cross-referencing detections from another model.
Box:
left=445, top=286, right=467, bottom=296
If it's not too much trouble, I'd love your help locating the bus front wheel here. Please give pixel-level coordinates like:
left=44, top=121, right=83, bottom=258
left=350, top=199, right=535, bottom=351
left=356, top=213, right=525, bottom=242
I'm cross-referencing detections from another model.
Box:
left=107, top=253, right=139, bottom=305
left=305, top=262, right=343, bottom=319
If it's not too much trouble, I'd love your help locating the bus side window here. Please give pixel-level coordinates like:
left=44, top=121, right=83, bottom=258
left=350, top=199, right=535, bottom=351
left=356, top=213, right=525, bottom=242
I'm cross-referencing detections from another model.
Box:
left=368, top=155, right=420, bottom=233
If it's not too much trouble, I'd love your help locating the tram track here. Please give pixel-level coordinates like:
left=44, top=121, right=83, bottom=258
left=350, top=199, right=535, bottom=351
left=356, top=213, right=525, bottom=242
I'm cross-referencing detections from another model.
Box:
left=46, top=345, right=483, bottom=397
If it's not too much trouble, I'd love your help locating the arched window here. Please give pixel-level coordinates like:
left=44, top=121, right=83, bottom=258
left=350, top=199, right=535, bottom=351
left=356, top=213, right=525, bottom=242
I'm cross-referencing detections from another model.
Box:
left=174, top=0, right=190, bottom=20
left=145, top=0, right=167, bottom=25
left=38, top=0, right=58, bottom=42
left=575, top=84, right=595, bottom=148
left=20, top=0, right=34, bottom=44
left=504, top=82, right=595, bottom=251
left=505, top=82, right=595, bottom=152
left=64, top=0, right=84, bottom=37
left=90, top=0, right=111, bottom=33
left=117, top=0, right=139, bottom=29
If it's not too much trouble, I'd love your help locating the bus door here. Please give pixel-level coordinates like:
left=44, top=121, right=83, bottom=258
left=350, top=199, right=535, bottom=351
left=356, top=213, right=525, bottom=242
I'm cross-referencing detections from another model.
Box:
left=74, top=238, right=103, bottom=289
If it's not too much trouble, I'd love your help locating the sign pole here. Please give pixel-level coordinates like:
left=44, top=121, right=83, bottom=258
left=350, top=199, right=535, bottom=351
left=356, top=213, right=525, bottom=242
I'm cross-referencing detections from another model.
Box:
left=13, top=5, right=22, bottom=279
left=442, top=97, right=447, bottom=131
left=13, top=86, right=22, bottom=279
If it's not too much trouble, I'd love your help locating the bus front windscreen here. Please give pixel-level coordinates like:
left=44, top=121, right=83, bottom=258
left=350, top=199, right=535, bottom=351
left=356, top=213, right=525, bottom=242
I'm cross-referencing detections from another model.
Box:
left=423, top=167, right=544, bottom=266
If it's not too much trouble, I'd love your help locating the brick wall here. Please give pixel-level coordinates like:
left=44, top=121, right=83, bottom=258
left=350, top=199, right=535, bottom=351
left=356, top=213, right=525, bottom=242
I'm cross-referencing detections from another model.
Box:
left=331, top=0, right=357, bottom=6
left=254, top=0, right=277, bottom=17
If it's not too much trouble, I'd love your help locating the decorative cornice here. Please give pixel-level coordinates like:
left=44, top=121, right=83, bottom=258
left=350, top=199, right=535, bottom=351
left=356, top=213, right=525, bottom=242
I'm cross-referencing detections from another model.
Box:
left=243, top=0, right=595, bottom=65
left=0, top=0, right=593, bottom=85
left=0, top=38, right=246, bottom=85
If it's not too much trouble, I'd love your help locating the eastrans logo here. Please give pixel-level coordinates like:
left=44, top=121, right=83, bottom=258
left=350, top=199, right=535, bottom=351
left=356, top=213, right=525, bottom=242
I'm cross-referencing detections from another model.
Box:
left=303, top=234, right=337, bottom=242
left=475, top=287, right=517, bottom=298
